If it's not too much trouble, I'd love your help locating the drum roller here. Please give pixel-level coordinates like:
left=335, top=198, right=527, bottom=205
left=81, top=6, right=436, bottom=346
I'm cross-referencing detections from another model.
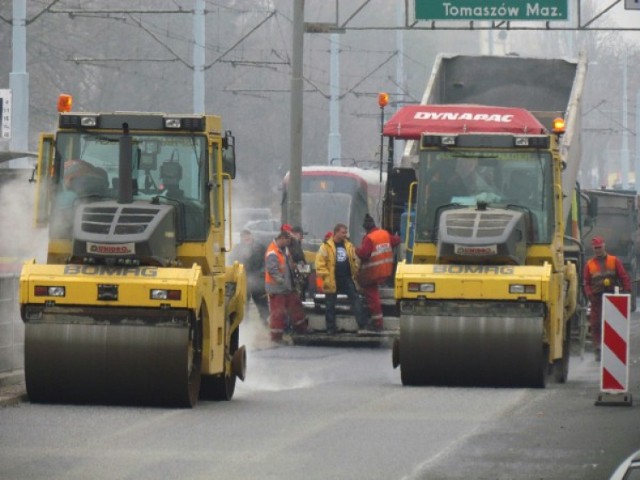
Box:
left=24, top=306, right=201, bottom=407
left=394, top=311, right=547, bottom=388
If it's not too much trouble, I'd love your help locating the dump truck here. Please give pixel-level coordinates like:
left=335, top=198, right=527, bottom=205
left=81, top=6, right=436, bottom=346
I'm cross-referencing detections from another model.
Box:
left=383, top=53, right=587, bottom=387
left=582, top=188, right=639, bottom=311
left=19, top=96, right=247, bottom=407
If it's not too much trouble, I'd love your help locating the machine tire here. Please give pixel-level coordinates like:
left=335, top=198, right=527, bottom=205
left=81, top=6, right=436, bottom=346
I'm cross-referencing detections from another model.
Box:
left=392, top=337, right=400, bottom=369
left=537, top=345, right=549, bottom=389
left=232, top=345, right=247, bottom=381
left=183, top=311, right=203, bottom=408
left=553, top=322, right=571, bottom=384
left=200, top=325, right=238, bottom=401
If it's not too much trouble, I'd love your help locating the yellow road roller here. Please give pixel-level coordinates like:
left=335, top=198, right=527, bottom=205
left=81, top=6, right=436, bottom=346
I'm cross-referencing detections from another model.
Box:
left=20, top=96, right=246, bottom=407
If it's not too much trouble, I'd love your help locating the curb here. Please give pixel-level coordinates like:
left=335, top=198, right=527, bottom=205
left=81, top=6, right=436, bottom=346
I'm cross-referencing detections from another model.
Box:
left=0, top=370, right=27, bottom=407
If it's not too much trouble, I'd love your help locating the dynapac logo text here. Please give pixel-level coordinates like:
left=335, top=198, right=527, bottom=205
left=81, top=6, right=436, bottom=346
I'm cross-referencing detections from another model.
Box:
left=433, top=265, right=514, bottom=275
left=414, top=112, right=514, bottom=123
left=64, top=265, right=158, bottom=277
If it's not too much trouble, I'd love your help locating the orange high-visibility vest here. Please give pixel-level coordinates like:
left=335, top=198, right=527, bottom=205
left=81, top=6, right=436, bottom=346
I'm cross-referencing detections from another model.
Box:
left=265, top=241, right=286, bottom=287
left=586, top=255, right=619, bottom=294
left=359, top=229, right=394, bottom=286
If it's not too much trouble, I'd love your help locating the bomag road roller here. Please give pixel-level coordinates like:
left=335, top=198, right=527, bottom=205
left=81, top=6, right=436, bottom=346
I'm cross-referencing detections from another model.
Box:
left=382, top=53, right=587, bottom=387
left=19, top=95, right=247, bottom=407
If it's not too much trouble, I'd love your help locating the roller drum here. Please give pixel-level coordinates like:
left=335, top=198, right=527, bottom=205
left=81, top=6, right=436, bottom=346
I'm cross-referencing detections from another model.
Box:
left=24, top=307, right=200, bottom=407
left=399, top=312, right=546, bottom=387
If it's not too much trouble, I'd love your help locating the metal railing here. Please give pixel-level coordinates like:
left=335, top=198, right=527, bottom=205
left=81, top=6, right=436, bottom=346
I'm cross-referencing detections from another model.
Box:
left=0, top=275, right=23, bottom=373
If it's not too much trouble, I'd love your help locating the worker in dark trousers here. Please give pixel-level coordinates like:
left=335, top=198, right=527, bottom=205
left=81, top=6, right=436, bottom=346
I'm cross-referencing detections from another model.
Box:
left=315, top=223, right=367, bottom=334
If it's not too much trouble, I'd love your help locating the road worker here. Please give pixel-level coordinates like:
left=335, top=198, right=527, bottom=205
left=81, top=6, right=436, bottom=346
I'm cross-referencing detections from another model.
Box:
left=265, top=230, right=308, bottom=342
left=356, top=214, right=401, bottom=331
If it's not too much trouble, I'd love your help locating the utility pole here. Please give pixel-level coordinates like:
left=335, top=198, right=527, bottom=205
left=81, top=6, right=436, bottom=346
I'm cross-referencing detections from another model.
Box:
left=193, top=0, right=205, bottom=114
left=636, top=88, right=640, bottom=190
left=621, top=51, right=630, bottom=189
left=327, top=33, right=340, bottom=165
left=9, top=0, right=29, bottom=168
left=288, top=0, right=304, bottom=227
left=394, top=0, right=405, bottom=165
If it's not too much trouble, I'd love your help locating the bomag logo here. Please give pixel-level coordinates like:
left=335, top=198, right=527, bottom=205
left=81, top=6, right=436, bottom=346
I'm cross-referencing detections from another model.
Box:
left=64, top=265, right=158, bottom=277
left=433, top=265, right=515, bottom=275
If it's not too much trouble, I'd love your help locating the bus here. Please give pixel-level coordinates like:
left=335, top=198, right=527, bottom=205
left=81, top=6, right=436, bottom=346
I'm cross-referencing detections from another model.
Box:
left=281, top=165, right=386, bottom=250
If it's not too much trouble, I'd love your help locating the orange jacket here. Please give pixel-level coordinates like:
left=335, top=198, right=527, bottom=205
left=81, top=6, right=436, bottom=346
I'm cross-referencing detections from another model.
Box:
left=265, top=240, right=293, bottom=294
left=356, top=228, right=397, bottom=286
left=583, top=254, right=631, bottom=297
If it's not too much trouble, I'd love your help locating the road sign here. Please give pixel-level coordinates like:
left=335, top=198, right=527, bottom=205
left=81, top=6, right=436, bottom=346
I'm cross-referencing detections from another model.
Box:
left=596, top=293, right=632, bottom=407
left=415, top=1, right=568, bottom=21
left=0, top=89, right=10, bottom=141
left=626, top=0, right=640, bottom=10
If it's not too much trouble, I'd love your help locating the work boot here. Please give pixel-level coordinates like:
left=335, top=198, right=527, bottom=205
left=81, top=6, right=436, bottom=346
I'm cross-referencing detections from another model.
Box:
left=367, top=320, right=383, bottom=332
left=358, top=323, right=381, bottom=334
left=293, top=318, right=308, bottom=334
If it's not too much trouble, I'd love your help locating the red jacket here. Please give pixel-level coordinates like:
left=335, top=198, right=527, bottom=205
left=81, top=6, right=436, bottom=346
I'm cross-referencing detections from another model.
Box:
left=583, top=254, right=631, bottom=298
left=356, top=227, right=400, bottom=286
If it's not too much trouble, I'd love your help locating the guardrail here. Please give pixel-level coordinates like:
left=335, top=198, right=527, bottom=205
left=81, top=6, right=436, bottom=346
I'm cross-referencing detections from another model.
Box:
left=0, top=274, right=23, bottom=374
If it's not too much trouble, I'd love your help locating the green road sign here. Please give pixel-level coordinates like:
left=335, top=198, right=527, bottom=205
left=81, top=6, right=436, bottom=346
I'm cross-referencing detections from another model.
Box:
left=415, top=1, right=568, bottom=21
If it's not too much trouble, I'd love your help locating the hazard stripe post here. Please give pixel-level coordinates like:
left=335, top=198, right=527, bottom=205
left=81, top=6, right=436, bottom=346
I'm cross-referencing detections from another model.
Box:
left=595, top=292, right=632, bottom=406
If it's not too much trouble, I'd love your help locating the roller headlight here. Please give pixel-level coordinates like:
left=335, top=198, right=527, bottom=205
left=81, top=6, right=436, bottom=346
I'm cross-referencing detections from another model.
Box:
left=34, top=286, right=65, bottom=297
left=407, top=282, right=435, bottom=293
left=509, top=284, right=536, bottom=294
left=150, top=289, right=182, bottom=300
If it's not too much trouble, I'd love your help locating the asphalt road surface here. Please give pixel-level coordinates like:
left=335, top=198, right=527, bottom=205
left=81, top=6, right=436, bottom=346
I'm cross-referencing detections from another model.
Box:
left=1, top=313, right=640, bottom=480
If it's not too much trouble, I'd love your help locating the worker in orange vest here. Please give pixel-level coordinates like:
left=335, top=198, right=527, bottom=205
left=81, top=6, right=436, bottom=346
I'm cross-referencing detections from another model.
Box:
left=265, top=230, right=308, bottom=342
left=356, top=214, right=400, bottom=331
left=583, top=235, right=631, bottom=361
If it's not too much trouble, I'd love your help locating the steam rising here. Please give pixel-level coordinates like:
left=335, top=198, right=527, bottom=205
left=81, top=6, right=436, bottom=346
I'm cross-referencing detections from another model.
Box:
left=0, top=176, right=47, bottom=267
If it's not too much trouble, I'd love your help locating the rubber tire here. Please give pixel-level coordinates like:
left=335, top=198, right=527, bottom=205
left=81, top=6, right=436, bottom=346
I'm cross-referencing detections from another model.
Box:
left=183, top=312, right=203, bottom=408
left=200, top=327, right=238, bottom=401
left=553, top=322, right=571, bottom=384
left=232, top=345, right=247, bottom=381
left=392, top=337, right=400, bottom=369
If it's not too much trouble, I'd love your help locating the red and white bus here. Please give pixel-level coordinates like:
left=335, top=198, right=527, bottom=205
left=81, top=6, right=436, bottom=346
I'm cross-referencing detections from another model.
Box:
left=281, top=165, right=385, bottom=249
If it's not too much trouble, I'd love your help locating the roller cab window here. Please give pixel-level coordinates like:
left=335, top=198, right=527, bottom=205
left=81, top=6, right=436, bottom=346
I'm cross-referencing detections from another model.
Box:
left=414, top=150, right=554, bottom=244
left=50, top=132, right=209, bottom=242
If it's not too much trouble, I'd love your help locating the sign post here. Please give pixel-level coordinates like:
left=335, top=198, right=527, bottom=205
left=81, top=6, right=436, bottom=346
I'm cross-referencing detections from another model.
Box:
left=595, top=291, right=633, bottom=406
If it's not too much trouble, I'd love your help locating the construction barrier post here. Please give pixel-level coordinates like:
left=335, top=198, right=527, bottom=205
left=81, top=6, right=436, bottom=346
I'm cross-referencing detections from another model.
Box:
left=595, top=291, right=633, bottom=407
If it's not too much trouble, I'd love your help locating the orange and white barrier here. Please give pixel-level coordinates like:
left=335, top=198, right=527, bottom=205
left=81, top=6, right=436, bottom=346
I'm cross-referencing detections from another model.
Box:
left=596, top=292, right=633, bottom=406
